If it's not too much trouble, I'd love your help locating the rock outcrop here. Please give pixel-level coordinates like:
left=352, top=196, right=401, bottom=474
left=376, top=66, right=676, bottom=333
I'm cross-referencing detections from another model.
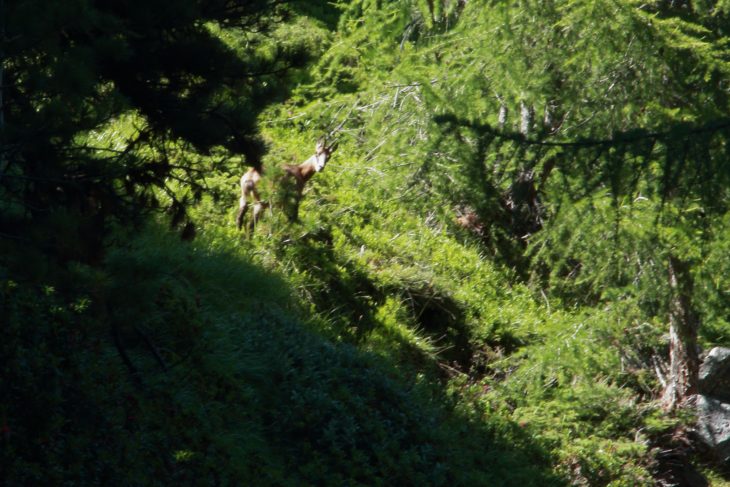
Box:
left=696, top=347, right=730, bottom=463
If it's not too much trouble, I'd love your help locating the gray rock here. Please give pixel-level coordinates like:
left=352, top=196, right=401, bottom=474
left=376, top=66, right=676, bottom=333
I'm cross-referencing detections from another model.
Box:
left=696, top=394, right=730, bottom=463
left=699, top=347, right=730, bottom=402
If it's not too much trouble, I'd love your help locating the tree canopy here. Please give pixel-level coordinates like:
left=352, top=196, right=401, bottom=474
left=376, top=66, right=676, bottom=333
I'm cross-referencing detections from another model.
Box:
left=1, top=0, right=318, bottom=262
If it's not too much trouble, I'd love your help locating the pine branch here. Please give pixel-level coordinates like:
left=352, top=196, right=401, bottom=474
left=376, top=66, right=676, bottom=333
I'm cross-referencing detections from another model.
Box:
left=435, top=113, right=730, bottom=149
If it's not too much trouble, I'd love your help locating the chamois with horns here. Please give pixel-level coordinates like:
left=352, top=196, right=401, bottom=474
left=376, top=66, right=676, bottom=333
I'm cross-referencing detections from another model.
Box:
left=236, top=137, right=338, bottom=230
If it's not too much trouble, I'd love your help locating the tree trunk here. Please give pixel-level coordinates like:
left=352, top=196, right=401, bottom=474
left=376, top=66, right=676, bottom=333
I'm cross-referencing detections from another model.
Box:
left=498, top=104, right=507, bottom=130
left=520, top=101, right=533, bottom=136
left=661, top=255, right=700, bottom=411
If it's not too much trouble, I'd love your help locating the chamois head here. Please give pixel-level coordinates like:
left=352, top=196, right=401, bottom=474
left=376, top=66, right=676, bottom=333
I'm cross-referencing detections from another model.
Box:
left=313, top=137, right=339, bottom=172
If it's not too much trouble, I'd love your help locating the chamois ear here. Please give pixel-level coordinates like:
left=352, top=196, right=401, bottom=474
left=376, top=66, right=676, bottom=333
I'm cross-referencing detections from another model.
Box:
left=327, top=141, right=339, bottom=154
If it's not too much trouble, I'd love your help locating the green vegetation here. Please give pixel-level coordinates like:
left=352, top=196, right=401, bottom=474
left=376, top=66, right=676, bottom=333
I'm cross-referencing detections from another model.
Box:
left=4, top=0, right=730, bottom=485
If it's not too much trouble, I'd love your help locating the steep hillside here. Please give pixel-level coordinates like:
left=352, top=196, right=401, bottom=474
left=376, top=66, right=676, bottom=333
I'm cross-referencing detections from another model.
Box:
left=4, top=1, right=730, bottom=485
left=3, top=226, right=569, bottom=485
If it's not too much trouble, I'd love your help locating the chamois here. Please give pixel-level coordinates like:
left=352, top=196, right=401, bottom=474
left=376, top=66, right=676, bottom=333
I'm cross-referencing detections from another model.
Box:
left=236, top=166, right=265, bottom=231
left=236, top=137, right=338, bottom=230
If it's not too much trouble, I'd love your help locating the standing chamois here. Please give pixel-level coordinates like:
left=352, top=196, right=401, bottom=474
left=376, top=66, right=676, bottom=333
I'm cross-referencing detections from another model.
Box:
left=236, top=137, right=338, bottom=230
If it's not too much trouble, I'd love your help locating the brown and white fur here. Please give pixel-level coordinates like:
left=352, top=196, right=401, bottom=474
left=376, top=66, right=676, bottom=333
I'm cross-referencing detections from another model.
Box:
left=236, top=166, right=265, bottom=231
left=236, top=137, right=338, bottom=230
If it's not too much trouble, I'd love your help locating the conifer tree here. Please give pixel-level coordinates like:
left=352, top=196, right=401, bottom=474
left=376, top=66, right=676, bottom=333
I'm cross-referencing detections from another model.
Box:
left=325, top=0, right=730, bottom=410
left=426, top=0, right=730, bottom=410
left=0, top=0, right=312, bottom=263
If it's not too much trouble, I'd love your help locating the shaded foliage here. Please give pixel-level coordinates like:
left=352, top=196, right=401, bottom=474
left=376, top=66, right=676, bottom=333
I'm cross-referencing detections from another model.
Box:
left=1, top=0, right=318, bottom=262
left=0, top=228, right=563, bottom=486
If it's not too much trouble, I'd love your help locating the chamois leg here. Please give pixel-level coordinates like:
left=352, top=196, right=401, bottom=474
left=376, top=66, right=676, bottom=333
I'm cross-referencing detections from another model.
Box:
left=283, top=197, right=299, bottom=222
left=286, top=190, right=302, bottom=222
left=236, top=196, right=248, bottom=230
left=291, top=199, right=300, bottom=222
left=249, top=188, right=264, bottom=231
left=249, top=201, right=265, bottom=232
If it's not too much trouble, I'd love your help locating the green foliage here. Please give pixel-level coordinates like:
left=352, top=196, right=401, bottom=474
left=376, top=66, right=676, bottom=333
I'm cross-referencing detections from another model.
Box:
left=230, top=1, right=730, bottom=482
left=8, top=0, right=730, bottom=485
left=695, top=214, right=730, bottom=346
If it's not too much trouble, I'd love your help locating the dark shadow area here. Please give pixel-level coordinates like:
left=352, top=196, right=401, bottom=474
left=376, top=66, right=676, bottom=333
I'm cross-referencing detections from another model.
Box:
left=649, top=428, right=712, bottom=487
left=291, top=1, right=342, bottom=30
left=273, top=225, right=385, bottom=340
left=1, top=222, right=566, bottom=486
left=394, top=281, right=473, bottom=370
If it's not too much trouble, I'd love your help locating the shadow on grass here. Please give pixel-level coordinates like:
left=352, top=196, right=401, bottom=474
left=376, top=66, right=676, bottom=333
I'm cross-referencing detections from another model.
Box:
left=1, top=223, right=566, bottom=486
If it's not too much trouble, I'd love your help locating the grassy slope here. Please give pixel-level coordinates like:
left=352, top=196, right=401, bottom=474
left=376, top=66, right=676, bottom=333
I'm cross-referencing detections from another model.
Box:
left=7, top=3, right=730, bottom=486
left=179, top=113, right=662, bottom=484
left=2, top=221, right=562, bottom=486
left=0, top=78, right=703, bottom=487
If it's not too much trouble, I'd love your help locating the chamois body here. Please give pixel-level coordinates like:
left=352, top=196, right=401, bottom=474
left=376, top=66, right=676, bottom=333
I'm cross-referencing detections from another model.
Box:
left=236, top=167, right=265, bottom=231
left=236, top=138, right=338, bottom=230
left=284, top=155, right=320, bottom=190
